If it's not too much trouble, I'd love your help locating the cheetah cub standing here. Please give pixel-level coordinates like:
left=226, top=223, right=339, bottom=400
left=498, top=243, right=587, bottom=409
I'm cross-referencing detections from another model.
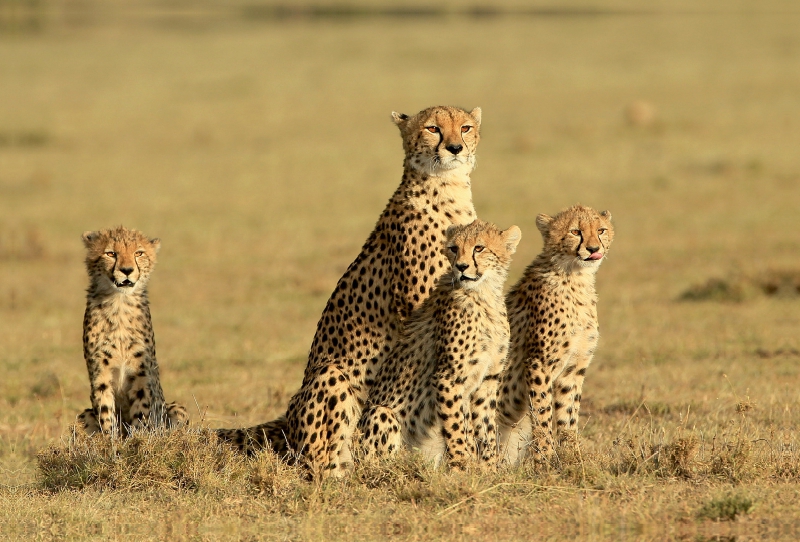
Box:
left=359, top=220, right=521, bottom=468
left=76, top=226, right=188, bottom=436
left=497, top=205, right=614, bottom=465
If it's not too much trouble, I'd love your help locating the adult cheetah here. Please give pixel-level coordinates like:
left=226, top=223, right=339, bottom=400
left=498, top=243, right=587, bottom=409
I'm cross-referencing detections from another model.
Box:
left=358, top=220, right=520, bottom=468
left=77, top=226, right=188, bottom=436
left=497, top=205, right=614, bottom=464
left=217, top=106, right=482, bottom=477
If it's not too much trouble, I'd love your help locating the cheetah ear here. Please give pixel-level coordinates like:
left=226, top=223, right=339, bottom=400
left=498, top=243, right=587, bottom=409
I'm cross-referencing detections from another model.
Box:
left=600, top=210, right=612, bottom=221
left=469, top=107, right=482, bottom=128
left=502, top=225, right=522, bottom=254
left=535, top=214, right=553, bottom=236
left=391, top=111, right=409, bottom=127
left=150, top=238, right=161, bottom=253
left=82, top=231, right=99, bottom=248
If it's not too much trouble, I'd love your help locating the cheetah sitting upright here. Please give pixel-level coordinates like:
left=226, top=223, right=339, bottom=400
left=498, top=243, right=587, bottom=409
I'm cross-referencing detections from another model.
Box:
left=497, top=205, right=614, bottom=465
left=76, top=226, right=188, bottom=436
left=217, top=106, right=482, bottom=477
left=359, top=220, right=520, bottom=468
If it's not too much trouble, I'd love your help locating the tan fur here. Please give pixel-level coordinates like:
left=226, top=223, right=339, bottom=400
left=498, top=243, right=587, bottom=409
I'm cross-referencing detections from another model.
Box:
left=497, top=205, right=614, bottom=464
left=217, top=106, right=482, bottom=477
left=358, top=220, right=520, bottom=469
left=76, top=226, right=188, bottom=436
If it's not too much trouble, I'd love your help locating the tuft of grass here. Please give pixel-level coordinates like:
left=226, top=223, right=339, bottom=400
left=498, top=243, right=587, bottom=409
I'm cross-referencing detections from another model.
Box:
left=697, top=492, right=754, bottom=521
left=678, top=277, right=750, bottom=303
left=709, top=437, right=753, bottom=483
left=679, top=269, right=800, bottom=302
left=37, top=426, right=249, bottom=494
left=654, top=435, right=699, bottom=479
left=758, top=269, right=800, bottom=297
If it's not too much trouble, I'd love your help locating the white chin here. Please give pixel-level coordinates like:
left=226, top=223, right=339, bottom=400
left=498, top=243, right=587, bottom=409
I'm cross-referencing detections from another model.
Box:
left=461, top=276, right=485, bottom=289
left=577, top=259, right=602, bottom=269
left=414, top=156, right=472, bottom=175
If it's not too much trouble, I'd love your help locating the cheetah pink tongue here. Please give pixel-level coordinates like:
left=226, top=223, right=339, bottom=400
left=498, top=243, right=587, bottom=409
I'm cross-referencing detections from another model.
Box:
left=587, top=253, right=603, bottom=260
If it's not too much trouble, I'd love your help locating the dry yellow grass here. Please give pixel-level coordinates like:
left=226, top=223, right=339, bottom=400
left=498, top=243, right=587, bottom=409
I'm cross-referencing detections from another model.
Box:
left=1, top=1, right=800, bottom=539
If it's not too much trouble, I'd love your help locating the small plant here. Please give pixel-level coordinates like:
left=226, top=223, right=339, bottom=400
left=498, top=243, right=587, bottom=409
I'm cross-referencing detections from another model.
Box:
left=655, top=436, right=699, bottom=479
left=709, top=438, right=752, bottom=482
left=697, top=493, right=753, bottom=521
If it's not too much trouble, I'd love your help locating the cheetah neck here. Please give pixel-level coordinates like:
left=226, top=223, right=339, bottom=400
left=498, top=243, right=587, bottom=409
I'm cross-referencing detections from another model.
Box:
left=399, top=161, right=475, bottom=222
left=529, top=253, right=598, bottom=293
left=87, top=281, right=148, bottom=315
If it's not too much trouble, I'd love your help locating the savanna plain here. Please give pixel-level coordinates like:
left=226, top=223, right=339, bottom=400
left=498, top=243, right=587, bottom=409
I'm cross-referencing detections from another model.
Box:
left=1, top=2, right=800, bottom=540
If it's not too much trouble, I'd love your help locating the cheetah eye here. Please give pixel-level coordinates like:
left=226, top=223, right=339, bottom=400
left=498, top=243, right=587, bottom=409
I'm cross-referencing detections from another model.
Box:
left=570, top=230, right=581, bottom=236
left=448, top=246, right=458, bottom=254
left=104, top=251, right=116, bottom=258
left=134, top=250, right=145, bottom=257
left=598, top=228, right=607, bottom=235
left=474, top=245, right=485, bottom=253
left=425, top=126, right=440, bottom=134
left=461, top=126, right=472, bottom=133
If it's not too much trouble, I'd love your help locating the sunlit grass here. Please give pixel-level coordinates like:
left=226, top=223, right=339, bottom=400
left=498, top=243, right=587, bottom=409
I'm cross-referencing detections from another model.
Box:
left=1, top=1, right=799, bottom=538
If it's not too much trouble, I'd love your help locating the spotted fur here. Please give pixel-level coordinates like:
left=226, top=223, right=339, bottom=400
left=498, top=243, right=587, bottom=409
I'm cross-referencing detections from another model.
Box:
left=76, top=226, right=188, bottom=436
left=497, top=205, right=614, bottom=464
left=217, top=106, right=482, bottom=477
left=358, top=220, right=520, bottom=468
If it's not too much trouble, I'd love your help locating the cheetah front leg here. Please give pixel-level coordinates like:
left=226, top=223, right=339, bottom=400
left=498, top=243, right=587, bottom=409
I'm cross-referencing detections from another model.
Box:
left=525, top=356, right=556, bottom=460
left=435, top=373, right=473, bottom=469
left=76, top=408, right=101, bottom=435
left=88, top=359, right=119, bottom=436
left=358, top=405, right=403, bottom=460
left=126, top=370, right=165, bottom=430
left=552, top=353, right=592, bottom=445
left=469, top=373, right=501, bottom=466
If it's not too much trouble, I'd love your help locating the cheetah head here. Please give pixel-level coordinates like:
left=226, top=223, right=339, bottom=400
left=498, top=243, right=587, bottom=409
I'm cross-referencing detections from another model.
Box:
left=445, top=219, right=521, bottom=290
left=537, top=205, right=614, bottom=272
left=391, top=105, right=481, bottom=176
left=82, top=226, right=160, bottom=294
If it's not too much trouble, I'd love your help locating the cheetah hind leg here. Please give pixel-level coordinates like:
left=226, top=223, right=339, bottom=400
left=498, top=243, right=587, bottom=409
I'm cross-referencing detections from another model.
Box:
left=288, top=363, right=359, bottom=479
left=76, top=408, right=101, bottom=436
left=357, top=405, right=403, bottom=460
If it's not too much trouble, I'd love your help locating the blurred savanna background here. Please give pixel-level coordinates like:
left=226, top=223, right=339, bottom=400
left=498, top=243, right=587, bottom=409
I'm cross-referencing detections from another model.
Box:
left=1, top=0, right=800, bottom=539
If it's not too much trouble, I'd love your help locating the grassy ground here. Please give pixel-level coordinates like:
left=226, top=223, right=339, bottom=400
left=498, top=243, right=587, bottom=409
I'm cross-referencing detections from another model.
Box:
left=1, top=2, right=800, bottom=539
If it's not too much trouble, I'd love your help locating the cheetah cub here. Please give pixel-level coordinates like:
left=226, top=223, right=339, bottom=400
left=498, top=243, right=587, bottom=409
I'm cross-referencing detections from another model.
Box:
left=359, top=220, right=521, bottom=468
left=76, top=226, right=188, bottom=436
left=497, top=205, right=614, bottom=465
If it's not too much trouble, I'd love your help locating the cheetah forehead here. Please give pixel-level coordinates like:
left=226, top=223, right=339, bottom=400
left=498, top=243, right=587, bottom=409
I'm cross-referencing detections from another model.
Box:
left=395, top=105, right=481, bottom=133
left=82, top=226, right=160, bottom=263
left=446, top=220, right=519, bottom=254
left=544, top=205, right=614, bottom=238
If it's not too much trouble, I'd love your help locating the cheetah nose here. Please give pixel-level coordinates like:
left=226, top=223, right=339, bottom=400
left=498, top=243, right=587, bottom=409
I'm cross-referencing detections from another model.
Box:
left=587, top=246, right=600, bottom=254
left=445, top=143, right=463, bottom=155
left=120, top=267, right=134, bottom=276
left=455, top=263, right=469, bottom=272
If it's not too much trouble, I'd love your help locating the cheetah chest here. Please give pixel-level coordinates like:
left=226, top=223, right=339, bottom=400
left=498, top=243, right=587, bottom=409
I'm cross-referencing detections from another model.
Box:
left=554, top=287, right=599, bottom=371
left=87, top=297, right=153, bottom=389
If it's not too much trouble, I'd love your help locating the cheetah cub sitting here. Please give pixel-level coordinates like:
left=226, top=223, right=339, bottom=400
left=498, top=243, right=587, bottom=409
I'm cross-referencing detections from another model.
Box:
left=359, top=220, right=521, bottom=468
left=497, top=205, right=614, bottom=465
left=76, top=226, right=188, bottom=436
